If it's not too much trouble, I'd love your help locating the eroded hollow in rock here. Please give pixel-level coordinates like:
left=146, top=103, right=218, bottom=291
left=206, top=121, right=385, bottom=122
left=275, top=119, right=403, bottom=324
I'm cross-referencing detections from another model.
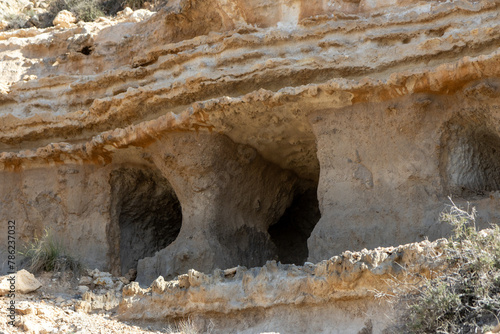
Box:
left=442, top=124, right=500, bottom=197
left=268, top=181, right=320, bottom=265
left=110, top=167, right=182, bottom=275
left=78, top=46, right=93, bottom=55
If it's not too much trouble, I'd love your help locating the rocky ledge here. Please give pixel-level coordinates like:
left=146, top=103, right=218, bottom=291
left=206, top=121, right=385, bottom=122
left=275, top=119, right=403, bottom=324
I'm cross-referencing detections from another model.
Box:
left=119, top=238, right=448, bottom=333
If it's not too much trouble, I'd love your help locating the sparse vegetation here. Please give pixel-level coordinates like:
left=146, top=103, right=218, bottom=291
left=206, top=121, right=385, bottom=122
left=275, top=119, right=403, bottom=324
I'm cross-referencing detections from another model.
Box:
left=48, top=0, right=104, bottom=22
left=1, top=0, right=170, bottom=30
left=19, top=228, right=82, bottom=275
left=47, top=0, right=167, bottom=23
left=3, top=13, right=29, bottom=29
left=392, top=199, right=500, bottom=333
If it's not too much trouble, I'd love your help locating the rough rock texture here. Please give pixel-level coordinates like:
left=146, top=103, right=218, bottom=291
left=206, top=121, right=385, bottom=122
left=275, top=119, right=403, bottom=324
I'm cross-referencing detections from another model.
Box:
left=0, top=269, right=41, bottom=295
left=52, top=10, right=77, bottom=29
left=136, top=133, right=299, bottom=283
left=1, top=0, right=500, bottom=295
left=0, top=269, right=169, bottom=334
left=120, top=238, right=448, bottom=333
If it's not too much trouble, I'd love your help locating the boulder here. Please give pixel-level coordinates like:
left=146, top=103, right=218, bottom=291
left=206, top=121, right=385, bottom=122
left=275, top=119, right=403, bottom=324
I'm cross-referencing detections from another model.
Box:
left=52, top=10, right=76, bottom=28
left=0, top=269, right=41, bottom=295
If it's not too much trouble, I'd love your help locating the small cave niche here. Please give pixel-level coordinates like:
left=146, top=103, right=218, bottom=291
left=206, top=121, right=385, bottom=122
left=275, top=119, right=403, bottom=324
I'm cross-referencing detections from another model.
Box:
left=110, top=167, right=182, bottom=275
left=442, top=124, right=500, bottom=197
left=268, top=181, right=321, bottom=265
left=78, top=46, right=93, bottom=55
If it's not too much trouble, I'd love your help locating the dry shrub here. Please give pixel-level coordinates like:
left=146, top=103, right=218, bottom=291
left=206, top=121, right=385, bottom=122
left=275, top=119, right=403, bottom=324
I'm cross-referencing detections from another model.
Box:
left=48, top=0, right=104, bottom=22
left=389, top=199, right=500, bottom=333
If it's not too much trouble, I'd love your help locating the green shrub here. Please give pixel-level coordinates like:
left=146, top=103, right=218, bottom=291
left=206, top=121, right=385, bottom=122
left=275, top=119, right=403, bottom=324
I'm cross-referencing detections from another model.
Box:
left=20, top=229, right=82, bottom=275
left=48, top=0, right=104, bottom=22
left=394, top=199, right=500, bottom=333
left=3, top=13, right=29, bottom=29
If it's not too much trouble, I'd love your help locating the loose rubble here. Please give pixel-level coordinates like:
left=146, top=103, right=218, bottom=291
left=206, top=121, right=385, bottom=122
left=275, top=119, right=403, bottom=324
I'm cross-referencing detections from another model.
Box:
left=0, top=269, right=170, bottom=334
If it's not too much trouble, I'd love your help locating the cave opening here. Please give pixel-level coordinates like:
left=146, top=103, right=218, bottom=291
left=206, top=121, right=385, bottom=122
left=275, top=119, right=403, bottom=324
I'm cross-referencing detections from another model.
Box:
left=109, top=167, right=182, bottom=275
left=443, top=124, right=500, bottom=198
left=78, top=45, right=93, bottom=55
left=268, top=180, right=321, bottom=265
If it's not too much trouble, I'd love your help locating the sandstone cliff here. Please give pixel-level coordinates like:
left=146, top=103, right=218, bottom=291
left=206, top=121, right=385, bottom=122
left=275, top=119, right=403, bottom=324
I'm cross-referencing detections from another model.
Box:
left=1, top=0, right=500, bottom=331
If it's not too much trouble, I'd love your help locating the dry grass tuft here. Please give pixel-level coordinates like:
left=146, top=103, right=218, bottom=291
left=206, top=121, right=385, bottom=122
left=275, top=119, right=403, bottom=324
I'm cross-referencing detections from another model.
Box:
left=20, top=228, right=82, bottom=276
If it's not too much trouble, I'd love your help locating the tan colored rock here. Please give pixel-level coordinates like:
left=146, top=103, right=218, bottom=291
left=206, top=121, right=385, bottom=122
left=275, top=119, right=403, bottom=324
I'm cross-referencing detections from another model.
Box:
left=119, top=239, right=447, bottom=333
left=94, top=276, right=113, bottom=289
left=79, top=276, right=92, bottom=285
left=14, top=319, right=35, bottom=333
left=77, top=285, right=89, bottom=294
left=0, top=270, right=41, bottom=295
left=82, top=291, right=120, bottom=311
left=52, top=10, right=76, bottom=28
left=128, top=9, right=154, bottom=22
left=0, top=20, right=8, bottom=31
left=16, top=301, right=35, bottom=315
left=0, top=2, right=499, bottom=332
left=117, top=7, right=133, bottom=17
left=118, top=277, right=129, bottom=285
left=0, top=0, right=500, bottom=283
left=74, top=300, right=91, bottom=313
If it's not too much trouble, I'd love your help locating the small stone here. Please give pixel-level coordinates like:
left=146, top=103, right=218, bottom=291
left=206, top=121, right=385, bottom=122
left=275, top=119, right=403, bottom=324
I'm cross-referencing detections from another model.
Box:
left=74, top=301, right=91, bottom=313
left=118, top=277, right=130, bottom=285
left=16, top=301, right=35, bottom=315
left=77, top=285, right=89, bottom=294
left=36, top=307, right=48, bottom=316
left=92, top=270, right=111, bottom=279
left=53, top=10, right=77, bottom=28
left=0, top=20, right=9, bottom=31
left=15, top=318, right=40, bottom=333
left=114, top=281, right=124, bottom=291
left=118, top=7, right=133, bottom=17
left=129, top=9, right=154, bottom=22
left=79, top=276, right=92, bottom=285
left=94, top=276, right=113, bottom=289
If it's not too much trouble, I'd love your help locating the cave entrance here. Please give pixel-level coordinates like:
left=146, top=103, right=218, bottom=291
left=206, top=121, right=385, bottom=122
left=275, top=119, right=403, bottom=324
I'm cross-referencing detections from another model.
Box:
left=268, top=180, right=320, bottom=265
left=110, top=167, right=182, bottom=275
left=442, top=123, right=500, bottom=198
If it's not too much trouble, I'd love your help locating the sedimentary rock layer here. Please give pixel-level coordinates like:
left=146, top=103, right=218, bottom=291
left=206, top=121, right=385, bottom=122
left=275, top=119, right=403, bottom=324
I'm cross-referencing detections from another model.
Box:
left=1, top=0, right=500, bottom=288
left=119, top=238, right=447, bottom=333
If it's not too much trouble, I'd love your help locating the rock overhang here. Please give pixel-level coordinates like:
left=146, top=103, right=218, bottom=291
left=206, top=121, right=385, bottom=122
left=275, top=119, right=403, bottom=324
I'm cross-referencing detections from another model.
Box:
left=0, top=0, right=500, bottom=287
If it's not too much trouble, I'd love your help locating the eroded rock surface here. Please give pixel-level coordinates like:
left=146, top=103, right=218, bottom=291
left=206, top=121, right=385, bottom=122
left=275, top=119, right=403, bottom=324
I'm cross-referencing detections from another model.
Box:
left=0, top=269, right=41, bottom=295
left=0, top=0, right=500, bottom=304
left=120, top=238, right=448, bottom=333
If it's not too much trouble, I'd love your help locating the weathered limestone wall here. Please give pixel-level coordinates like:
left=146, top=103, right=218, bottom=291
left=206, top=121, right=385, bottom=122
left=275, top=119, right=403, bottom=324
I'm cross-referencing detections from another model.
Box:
left=309, top=89, right=500, bottom=260
left=0, top=0, right=500, bottom=296
left=137, top=132, right=299, bottom=284
left=0, top=164, right=112, bottom=270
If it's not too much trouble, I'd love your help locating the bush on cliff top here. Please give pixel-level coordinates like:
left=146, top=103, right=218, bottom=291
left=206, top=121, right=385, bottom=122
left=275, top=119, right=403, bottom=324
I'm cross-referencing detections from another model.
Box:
left=48, top=0, right=104, bottom=22
left=394, top=200, right=500, bottom=333
left=47, top=0, right=165, bottom=22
